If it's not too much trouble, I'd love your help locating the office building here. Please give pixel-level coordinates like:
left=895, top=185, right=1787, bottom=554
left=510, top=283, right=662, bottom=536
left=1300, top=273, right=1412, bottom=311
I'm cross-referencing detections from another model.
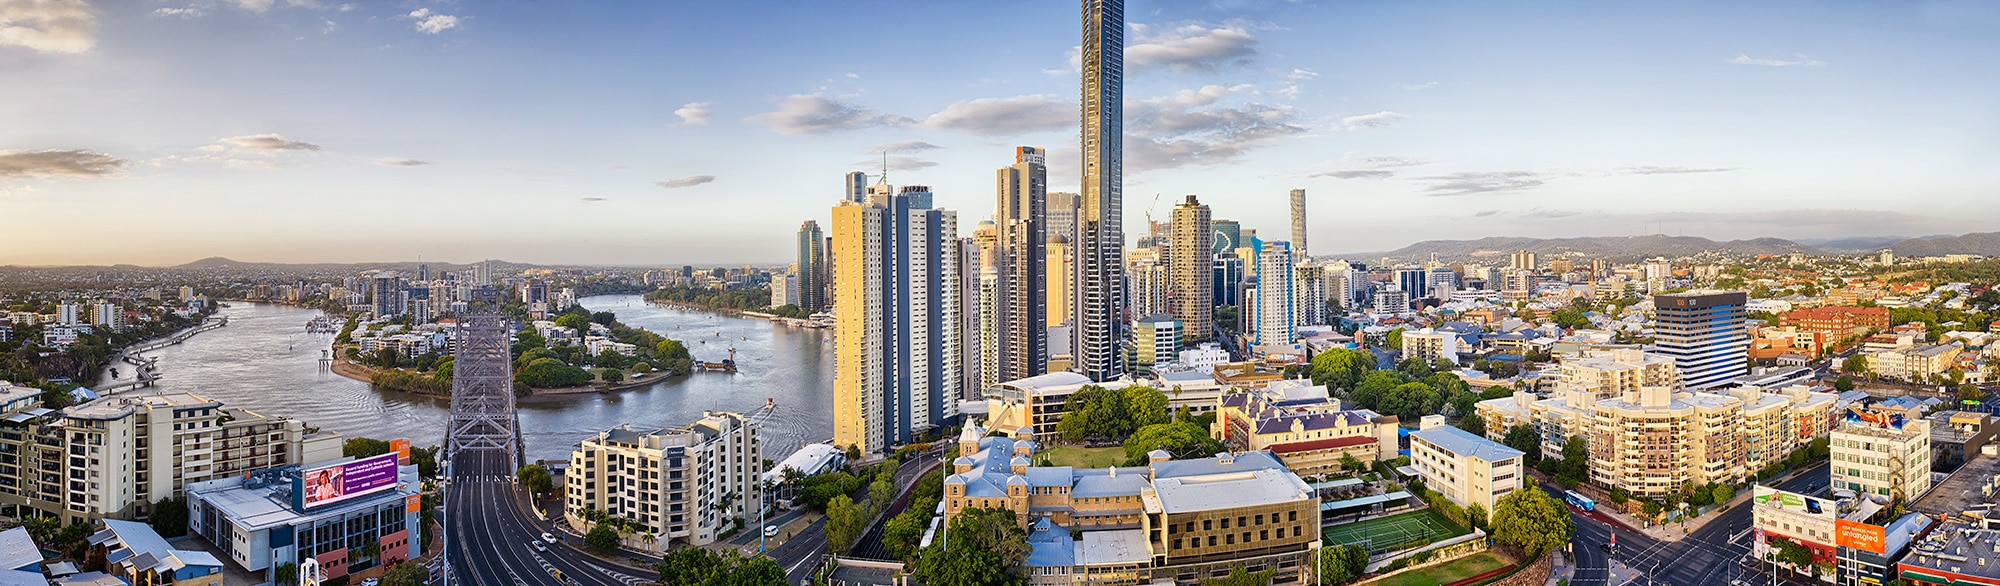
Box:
left=844, top=171, right=867, bottom=204
left=1427, top=267, right=1458, bottom=299
left=565, top=412, right=761, bottom=549
left=1409, top=421, right=1525, bottom=513
left=1830, top=409, right=1932, bottom=501
left=1045, top=192, right=1080, bottom=249
left=995, top=146, right=1050, bottom=382
left=796, top=220, right=828, bottom=312
left=831, top=185, right=962, bottom=454
left=187, top=455, right=422, bottom=581
left=946, top=423, right=1320, bottom=584
left=1211, top=220, right=1241, bottom=255
left=1288, top=188, right=1307, bottom=257
left=1653, top=291, right=1749, bottom=389
left=1254, top=242, right=1295, bottom=346
left=1373, top=284, right=1409, bottom=314
left=1170, top=196, right=1213, bottom=343
left=1076, top=0, right=1126, bottom=383
left=1392, top=267, right=1427, bottom=303
left=1510, top=250, right=1537, bottom=271
left=1127, top=315, right=1179, bottom=375
left=1212, top=254, right=1244, bottom=309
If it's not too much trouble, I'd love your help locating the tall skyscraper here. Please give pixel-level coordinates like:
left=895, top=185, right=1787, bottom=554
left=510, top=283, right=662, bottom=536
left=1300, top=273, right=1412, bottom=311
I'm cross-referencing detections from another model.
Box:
left=1076, top=0, right=1125, bottom=382
left=1169, top=195, right=1213, bottom=343
left=831, top=185, right=962, bottom=455
left=1289, top=188, right=1307, bottom=258
left=971, top=222, right=1002, bottom=393
left=1394, top=267, right=1428, bottom=302
left=1254, top=241, right=1295, bottom=346
left=1045, top=235, right=1073, bottom=329
left=1126, top=250, right=1167, bottom=320
left=797, top=220, right=828, bottom=311
left=1211, top=220, right=1241, bottom=255
left=1653, top=291, right=1748, bottom=389
left=1212, top=253, right=1244, bottom=308
left=994, top=147, right=1049, bottom=382
left=1293, top=261, right=1326, bottom=326
left=844, top=171, right=868, bottom=204
left=957, top=237, right=985, bottom=402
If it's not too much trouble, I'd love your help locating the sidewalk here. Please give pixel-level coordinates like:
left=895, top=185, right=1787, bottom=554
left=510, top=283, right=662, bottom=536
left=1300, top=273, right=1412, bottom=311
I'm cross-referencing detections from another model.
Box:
left=1576, top=463, right=1819, bottom=543
left=1545, top=551, right=1570, bottom=586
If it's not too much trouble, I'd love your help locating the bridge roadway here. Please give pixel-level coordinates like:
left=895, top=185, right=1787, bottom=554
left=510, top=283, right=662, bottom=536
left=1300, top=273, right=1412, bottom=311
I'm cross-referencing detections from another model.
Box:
left=446, top=448, right=652, bottom=586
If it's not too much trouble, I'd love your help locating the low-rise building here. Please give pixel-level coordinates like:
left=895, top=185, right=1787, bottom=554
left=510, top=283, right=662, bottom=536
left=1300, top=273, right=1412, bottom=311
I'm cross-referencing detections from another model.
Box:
left=1865, top=343, right=1964, bottom=382
left=89, top=519, right=224, bottom=586
left=984, top=372, right=1136, bottom=442
left=1830, top=408, right=1932, bottom=501
left=1401, top=328, right=1461, bottom=365
left=187, top=454, right=423, bottom=582
left=565, top=411, right=761, bottom=549
left=1781, top=306, right=1890, bottom=343
left=1212, top=383, right=1398, bottom=477
left=1409, top=420, right=1525, bottom=513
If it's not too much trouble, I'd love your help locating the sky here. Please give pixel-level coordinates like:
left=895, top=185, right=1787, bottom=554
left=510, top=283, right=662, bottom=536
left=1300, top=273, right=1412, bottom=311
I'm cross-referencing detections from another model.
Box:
left=3, top=0, right=1999, bottom=266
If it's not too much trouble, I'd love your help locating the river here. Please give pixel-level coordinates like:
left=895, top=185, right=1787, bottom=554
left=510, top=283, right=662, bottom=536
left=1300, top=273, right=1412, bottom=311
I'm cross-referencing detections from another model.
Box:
left=97, top=295, right=835, bottom=462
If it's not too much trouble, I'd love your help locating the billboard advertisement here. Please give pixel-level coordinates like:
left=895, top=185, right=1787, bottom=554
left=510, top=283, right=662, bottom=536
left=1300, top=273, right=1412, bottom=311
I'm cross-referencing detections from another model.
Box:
left=1753, top=486, right=1835, bottom=520
left=295, top=453, right=401, bottom=511
left=1836, top=519, right=1886, bottom=554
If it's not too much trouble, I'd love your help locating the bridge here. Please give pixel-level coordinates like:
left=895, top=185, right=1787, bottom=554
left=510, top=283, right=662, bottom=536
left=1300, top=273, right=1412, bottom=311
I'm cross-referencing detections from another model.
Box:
left=442, top=314, right=652, bottom=586
left=96, top=316, right=228, bottom=393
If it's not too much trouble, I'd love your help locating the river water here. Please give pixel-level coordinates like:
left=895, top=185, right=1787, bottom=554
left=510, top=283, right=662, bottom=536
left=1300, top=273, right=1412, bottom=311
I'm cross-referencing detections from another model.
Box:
left=100, top=295, right=834, bottom=462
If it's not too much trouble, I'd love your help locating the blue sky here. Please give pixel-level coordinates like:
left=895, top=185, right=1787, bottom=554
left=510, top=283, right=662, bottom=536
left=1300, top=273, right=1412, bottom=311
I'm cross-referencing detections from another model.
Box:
left=3, top=0, right=1998, bottom=265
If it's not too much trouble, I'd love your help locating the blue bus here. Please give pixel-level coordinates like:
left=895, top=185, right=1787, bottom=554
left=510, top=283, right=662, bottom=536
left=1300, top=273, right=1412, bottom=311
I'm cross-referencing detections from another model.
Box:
left=1565, top=490, right=1596, bottom=511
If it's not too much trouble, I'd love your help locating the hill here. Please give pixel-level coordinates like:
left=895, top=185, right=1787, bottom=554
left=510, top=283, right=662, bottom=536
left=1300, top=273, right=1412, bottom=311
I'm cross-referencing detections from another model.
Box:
left=1328, top=235, right=1823, bottom=264
left=1886, top=232, right=2000, bottom=257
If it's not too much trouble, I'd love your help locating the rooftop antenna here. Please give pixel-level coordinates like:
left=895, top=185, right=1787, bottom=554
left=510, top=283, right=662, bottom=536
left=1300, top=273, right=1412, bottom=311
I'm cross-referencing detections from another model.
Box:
left=877, top=151, right=890, bottom=186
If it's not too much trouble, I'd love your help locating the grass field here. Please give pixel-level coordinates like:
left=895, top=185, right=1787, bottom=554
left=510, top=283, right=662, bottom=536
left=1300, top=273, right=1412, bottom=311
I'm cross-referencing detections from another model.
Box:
left=1363, top=552, right=1511, bottom=586
left=1039, top=446, right=1127, bottom=468
left=1323, top=508, right=1469, bottom=554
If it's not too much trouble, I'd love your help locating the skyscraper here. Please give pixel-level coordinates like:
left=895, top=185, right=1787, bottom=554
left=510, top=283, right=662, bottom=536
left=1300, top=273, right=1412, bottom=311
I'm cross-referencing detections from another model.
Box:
left=1045, top=235, right=1073, bottom=329
left=1653, top=291, right=1748, bottom=390
left=832, top=185, right=962, bottom=455
left=957, top=236, right=985, bottom=402
left=1211, top=220, right=1241, bottom=255
left=994, top=147, right=1049, bottom=382
left=844, top=172, right=868, bottom=204
left=1510, top=250, right=1538, bottom=272
left=971, top=222, right=1001, bottom=393
left=1169, top=195, right=1213, bottom=343
left=1293, top=261, right=1326, bottom=326
left=1126, top=250, right=1167, bottom=320
left=1289, top=189, right=1307, bottom=258
left=1076, top=0, right=1125, bottom=382
left=797, top=220, right=828, bottom=311
left=1254, top=241, right=1295, bottom=346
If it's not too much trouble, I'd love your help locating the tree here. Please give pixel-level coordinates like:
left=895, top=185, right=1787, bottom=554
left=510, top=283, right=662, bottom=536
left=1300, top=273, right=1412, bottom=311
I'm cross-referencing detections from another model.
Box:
left=584, top=523, right=621, bottom=553
left=1397, top=357, right=1435, bottom=380
left=517, top=464, right=553, bottom=495
left=1385, top=328, right=1404, bottom=351
left=1346, top=371, right=1406, bottom=411
left=1770, top=537, right=1814, bottom=574
left=380, top=562, right=427, bottom=586
left=1467, top=502, right=1488, bottom=532
left=1609, top=488, right=1630, bottom=505
left=1123, top=386, right=1172, bottom=429
left=654, top=339, right=692, bottom=364
left=1712, top=484, right=1736, bottom=504
left=1316, top=546, right=1351, bottom=585
left=653, top=548, right=787, bottom=586
left=517, top=357, right=593, bottom=388
left=824, top=495, right=867, bottom=555
left=1489, top=487, right=1573, bottom=558
left=868, top=477, right=896, bottom=510
left=1339, top=453, right=1365, bottom=473
left=1549, top=309, right=1591, bottom=330
left=1202, top=566, right=1275, bottom=586
left=1455, top=414, right=1486, bottom=437
left=274, top=563, right=298, bottom=586
left=149, top=496, right=188, bottom=537
left=1311, top=348, right=1376, bottom=390
left=1123, top=422, right=1224, bottom=464
left=1958, top=383, right=1986, bottom=403
left=1842, top=355, right=1870, bottom=376
left=343, top=437, right=392, bottom=458
left=1833, top=376, right=1855, bottom=392
left=596, top=367, right=624, bottom=383
left=1503, top=424, right=1543, bottom=465
left=1378, top=381, right=1441, bottom=421
left=883, top=509, right=930, bottom=560
left=554, top=314, right=592, bottom=333
left=912, top=507, right=1030, bottom=586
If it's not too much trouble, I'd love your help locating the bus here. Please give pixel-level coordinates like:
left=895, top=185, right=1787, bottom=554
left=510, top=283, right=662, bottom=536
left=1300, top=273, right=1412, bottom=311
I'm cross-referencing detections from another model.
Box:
left=1565, top=490, right=1596, bottom=511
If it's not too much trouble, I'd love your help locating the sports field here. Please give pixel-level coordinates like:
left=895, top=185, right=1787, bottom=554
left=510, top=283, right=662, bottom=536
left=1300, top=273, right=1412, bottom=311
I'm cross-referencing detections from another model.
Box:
left=1323, top=508, right=1469, bottom=554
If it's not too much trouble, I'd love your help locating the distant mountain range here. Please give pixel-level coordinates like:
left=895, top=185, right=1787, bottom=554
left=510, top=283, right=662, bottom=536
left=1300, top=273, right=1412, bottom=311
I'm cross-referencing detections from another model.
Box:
left=1884, top=232, right=2000, bottom=257
left=1326, top=235, right=1823, bottom=264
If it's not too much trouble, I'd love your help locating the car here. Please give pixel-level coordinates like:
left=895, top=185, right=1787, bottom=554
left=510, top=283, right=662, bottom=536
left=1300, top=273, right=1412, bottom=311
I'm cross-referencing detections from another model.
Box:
left=531, top=541, right=547, bottom=552
left=541, top=532, right=557, bottom=543
left=360, top=579, right=379, bottom=586
left=764, top=525, right=780, bottom=538
left=1599, top=542, right=1613, bottom=552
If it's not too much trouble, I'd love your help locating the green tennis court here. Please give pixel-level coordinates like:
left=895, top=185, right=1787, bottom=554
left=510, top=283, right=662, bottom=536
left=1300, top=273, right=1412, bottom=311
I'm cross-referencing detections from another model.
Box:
left=1323, top=508, right=1469, bottom=554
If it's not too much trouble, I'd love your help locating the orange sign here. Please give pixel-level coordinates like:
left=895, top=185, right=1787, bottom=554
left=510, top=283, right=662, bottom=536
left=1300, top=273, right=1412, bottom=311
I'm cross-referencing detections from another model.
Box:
left=1836, top=519, right=1885, bottom=554
left=406, top=494, right=422, bottom=514
left=389, top=439, right=412, bottom=465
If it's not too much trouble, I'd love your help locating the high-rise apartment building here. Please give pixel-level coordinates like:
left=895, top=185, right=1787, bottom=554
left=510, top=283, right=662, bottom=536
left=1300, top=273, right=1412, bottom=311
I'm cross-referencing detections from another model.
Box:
left=770, top=272, right=798, bottom=308
left=844, top=171, right=868, bottom=204
left=1830, top=411, right=1932, bottom=501
left=796, top=220, right=828, bottom=311
left=831, top=185, right=962, bottom=455
left=370, top=274, right=403, bottom=318
left=958, top=237, right=986, bottom=402
left=1654, top=291, right=1749, bottom=389
left=1254, top=241, right=1295, bottom=346
left=565, top=412, right=761, bottom=548
left=1394, top=267, right=1427, bottom=302
left=972, top=222, right=1001, bottom=393
left=1510, top=250, right=1538, bottom=271
left=1076, top=0, right=1125, bottom=382
left=1045, top=235, right=1073, bottom=330
left=994, top=147, right=1048, bottom=382
left=1126, top=250, right=1168, bottom=320
left=1293, top=262, right=1326, bottom=326
left=1289, top=188, right=1307, bottom=258
left=1045, top=192, right=1080, bottom=248
left=1169, top=196, right=1212, bottom=343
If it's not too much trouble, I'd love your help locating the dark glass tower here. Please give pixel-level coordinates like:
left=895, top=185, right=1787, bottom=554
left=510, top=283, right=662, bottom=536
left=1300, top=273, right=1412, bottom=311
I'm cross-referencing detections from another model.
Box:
left=1076, top=0, right=1125, bottom=381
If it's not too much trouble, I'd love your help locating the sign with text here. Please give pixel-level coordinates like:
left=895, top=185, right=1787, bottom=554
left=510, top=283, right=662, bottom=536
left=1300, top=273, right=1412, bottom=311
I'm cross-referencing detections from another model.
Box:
left=1753, top=486, right=1835, bottom=521
left=1836, top=519, right=1886, bottom=554
left=295, top=453, right=400, bottom=511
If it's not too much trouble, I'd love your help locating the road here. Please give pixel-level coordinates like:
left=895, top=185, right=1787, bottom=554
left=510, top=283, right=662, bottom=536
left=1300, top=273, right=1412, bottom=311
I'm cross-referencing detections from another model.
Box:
left=445, top=448, right=654, bottom=586
left=846, top=447, right=945, bottom=561
left=1559, top=462, right=1830, bottom=586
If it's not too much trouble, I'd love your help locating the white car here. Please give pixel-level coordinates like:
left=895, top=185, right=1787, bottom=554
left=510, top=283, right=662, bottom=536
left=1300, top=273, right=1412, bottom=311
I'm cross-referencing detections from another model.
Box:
left=360, top=579, right=379, bottom=586
left=541, top=532, right=558, bottom=543
left=764, top=525, right=779, bottom=538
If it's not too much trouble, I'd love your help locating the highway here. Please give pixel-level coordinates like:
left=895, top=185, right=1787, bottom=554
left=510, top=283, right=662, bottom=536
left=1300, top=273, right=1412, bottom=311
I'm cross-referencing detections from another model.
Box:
left=1560, top=462, right=1830, bottom=586
left=445, top=447, right=654, bottom=586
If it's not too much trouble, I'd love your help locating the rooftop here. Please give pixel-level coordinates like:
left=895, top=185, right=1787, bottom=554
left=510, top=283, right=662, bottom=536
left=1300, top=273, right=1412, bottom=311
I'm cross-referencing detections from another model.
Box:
left=1909, top=454, right=2000, bottom=516
left=1147, top=468, right=1313, bottom=515
left=1411, top=425, right=1525, bottom=462
left=0, top=528, right=38, bottom=573
left=1076, top=529, right=1151, bottom=566
left=1898, top=517, right=2000, bottom=582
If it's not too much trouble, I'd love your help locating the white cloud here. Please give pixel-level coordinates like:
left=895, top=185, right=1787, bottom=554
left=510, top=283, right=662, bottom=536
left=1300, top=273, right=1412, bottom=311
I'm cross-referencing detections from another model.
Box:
left=1726, top=53, right=1825, bottom=67
left=0, top=0, right=98, bottom=54
left=674, top=101, right=713, bottom=126
left=407, top=8, right=458, bottom=34
left=374, top=158, right=428, bottom=167
left=217, top=134, right=321, bottom=152
left=657, top=175, right=716, bottom=189
left=852, top=156, right=936, bottom=172
left=1126, top=22, right=1258, bottom=72
left=1123, top=84, right=1308, bottom=172
left=1613, top=165, right=1741, bottom=175
left=744, top=94, right=911, bottom=135
left=1309, top=153, right=1431, bottom=179
left=0, top=149, right=125, bottom=179
left=921, top=95, right=1070, bottom=135
left=864, top=140, right=944, bottom=154
left=1342, top=111, right=1408, bottom=130
left=1412, top=171, right=1548, bottom=196
left=153, top=6, right=201, bottom=18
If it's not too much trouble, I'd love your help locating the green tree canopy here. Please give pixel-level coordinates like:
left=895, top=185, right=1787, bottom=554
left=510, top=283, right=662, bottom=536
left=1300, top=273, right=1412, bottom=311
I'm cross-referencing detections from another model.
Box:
left=517, top=464, right=553, bottom=495
left=824, top=495, right=867, bottom=555
left=343, top=437, right=392, bottom=458
left=584, top=523, right=620, bottom=553
left=1490, top=487, right=1573, bottom=558
left=912, top=507, right=1031, bottom=586
left=1503, top=424, right=1543, bottom=464
left=1378, top=381, right=1441, bottom=421
left=1123, top=422, right=1224, bottom=465
left=1310, top=348, right=1376, bottom=390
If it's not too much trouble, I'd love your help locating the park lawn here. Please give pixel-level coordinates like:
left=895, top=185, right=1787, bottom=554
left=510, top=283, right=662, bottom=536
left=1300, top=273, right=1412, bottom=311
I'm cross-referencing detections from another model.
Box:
left=1040, top=446, right=1127, bottom=468
left=1364, top=552, right=1511, bottom=586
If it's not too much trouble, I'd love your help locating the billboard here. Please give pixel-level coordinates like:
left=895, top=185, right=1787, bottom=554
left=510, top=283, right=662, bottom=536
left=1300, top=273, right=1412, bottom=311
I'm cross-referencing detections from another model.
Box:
left=295, top=453, right=401, bottom=511
left=1836, top=519, right=1886, bottom=554
left=1753, top=486, right=1835, bottom=521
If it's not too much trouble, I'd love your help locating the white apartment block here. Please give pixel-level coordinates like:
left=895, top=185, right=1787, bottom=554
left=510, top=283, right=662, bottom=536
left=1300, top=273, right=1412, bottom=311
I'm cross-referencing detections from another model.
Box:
left=1401, top=328, right=1461, bottom=365
left=1409, top=421, right=1525, bottom=513
left=1830, top=413, right=1932, bottom=501
left=1560, top=348, right=1681, bottom=397
left=565, top=412, right=761, bottom=549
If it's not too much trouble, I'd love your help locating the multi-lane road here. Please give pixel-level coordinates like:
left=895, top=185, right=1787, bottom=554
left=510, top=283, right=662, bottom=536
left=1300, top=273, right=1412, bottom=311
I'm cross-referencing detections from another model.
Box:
left=1558, top=462, right=1831, bottom=586
left=444, top=448, right=655, bottom=586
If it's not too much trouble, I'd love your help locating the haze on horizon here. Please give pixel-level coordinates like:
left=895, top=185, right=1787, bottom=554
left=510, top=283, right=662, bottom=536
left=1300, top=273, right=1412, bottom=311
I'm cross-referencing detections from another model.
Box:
left=3, top=0, right=1999, bottom=266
